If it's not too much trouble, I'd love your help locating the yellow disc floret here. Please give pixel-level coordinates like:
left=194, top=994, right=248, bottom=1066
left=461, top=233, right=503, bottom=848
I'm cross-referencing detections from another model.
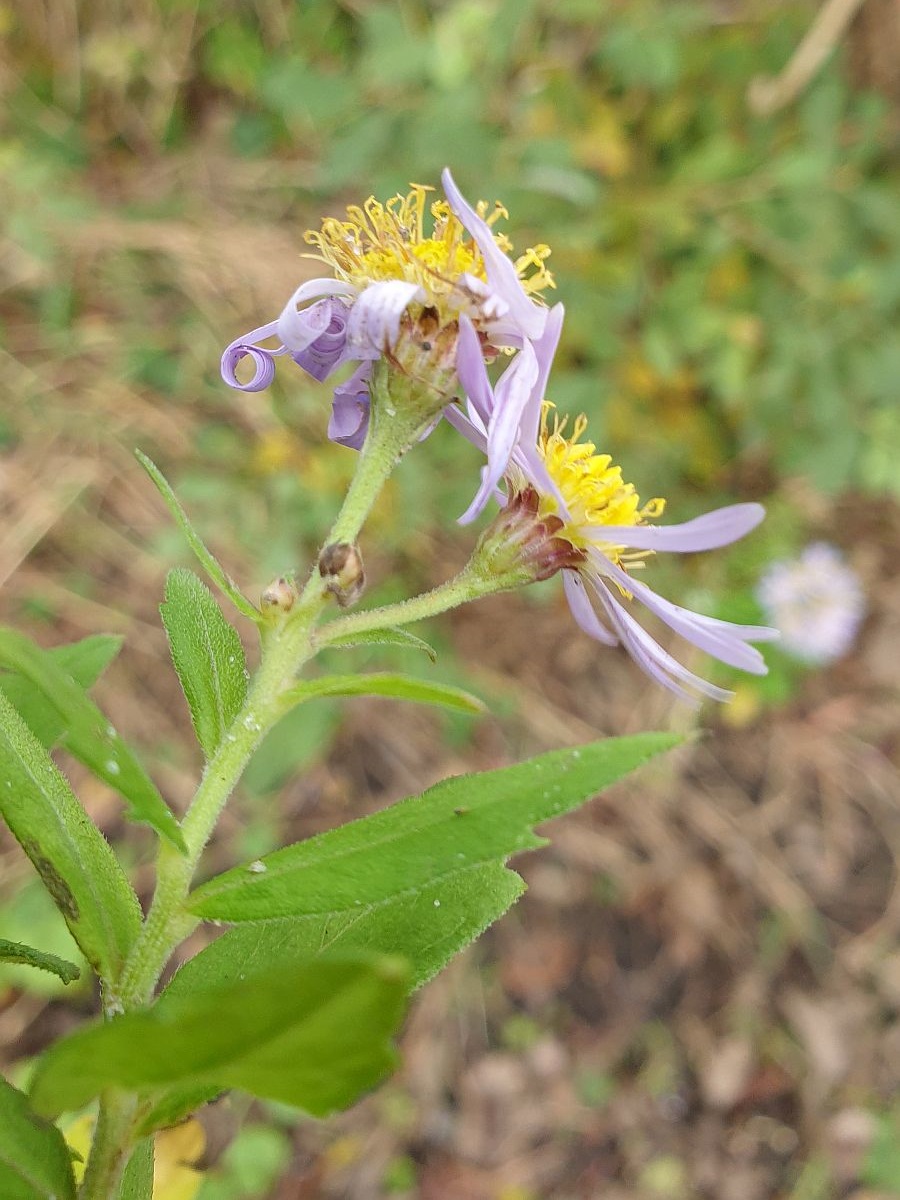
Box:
left=537, top=404, right=665, bottom=571
left=303, top=184, right=554, bottom=322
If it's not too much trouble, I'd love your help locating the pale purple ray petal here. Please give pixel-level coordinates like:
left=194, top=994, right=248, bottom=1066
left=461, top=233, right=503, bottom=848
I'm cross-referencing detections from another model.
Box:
left=591, top=503, right=766, bottom=554
left=442, top=168, right=547, bottom=341
left=276, top=278, right=358, bottom=349
left=563, top=571, right=616, bottom=646
left=220, top=319, right=288, bottom=392
left=345, top=280, right=424, bottom=357
left=291, top=299, right=352, bottom=381
left=590, top=578, right=733, bottom=703
left=520, top=302, right=564, bottom=446
left=455, top=314, right=494, bottom=426
left=458, top=342, right=539, bottom=525
left=597, top=555, right=774, bottom=674
left=328, top=365, right=371, bottom=450
left=443, top=401, right=487, bottom=453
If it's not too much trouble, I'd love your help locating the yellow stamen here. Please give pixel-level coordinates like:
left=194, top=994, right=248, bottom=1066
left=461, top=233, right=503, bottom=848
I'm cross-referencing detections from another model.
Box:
left=302, top=184, right=554, bottom=322
left=537, top=403, right=665, bottom=573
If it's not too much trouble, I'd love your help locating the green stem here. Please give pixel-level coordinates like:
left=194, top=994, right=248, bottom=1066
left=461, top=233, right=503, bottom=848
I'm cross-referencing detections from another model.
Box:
left=78, top=1091, right=138, bottom=1200
left=314, top=565, right=490, bottom=648
left=81, top=372, right=449, bottom=1196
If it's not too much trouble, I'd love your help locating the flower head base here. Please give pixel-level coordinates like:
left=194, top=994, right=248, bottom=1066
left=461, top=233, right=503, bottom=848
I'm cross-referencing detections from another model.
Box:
left=304, top=185, right=553, bottom=331
left=757, top=542, right=864, bottom=664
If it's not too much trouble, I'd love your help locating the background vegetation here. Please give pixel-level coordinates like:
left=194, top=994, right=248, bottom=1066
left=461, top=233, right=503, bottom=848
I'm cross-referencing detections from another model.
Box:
left=2, top=1, right=899, bottom=1196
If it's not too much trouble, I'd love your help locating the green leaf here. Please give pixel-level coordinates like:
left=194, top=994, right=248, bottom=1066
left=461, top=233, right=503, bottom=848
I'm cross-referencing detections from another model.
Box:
left=0, top=628, right=185, bottom=852
left=189, top=734, right=679, bottom=922
left=0, top=1076, right=76, bottom=1200
left=119, top=1138, right=154, bottom=1200
left=318, top=626, right=437, bottom=662
left=0, top=938, right=80, bottom=985
left=136, top=451, right=258, bottom=620
left=30, top=956, right=409, bottom=1119
left=284, top=672, right=484, bottom=715
left=160, top=569, right=248, bottom=759
left=0, top=690, right=142, bottom=981
left=167, top=862, right=522, bottom=1001
left=0, top=634, right=122, bottom=748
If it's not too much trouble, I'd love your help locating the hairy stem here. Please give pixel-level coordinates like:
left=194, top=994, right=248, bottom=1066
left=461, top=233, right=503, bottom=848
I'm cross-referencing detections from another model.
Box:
left=77, top=1091, right=138, bottom=1200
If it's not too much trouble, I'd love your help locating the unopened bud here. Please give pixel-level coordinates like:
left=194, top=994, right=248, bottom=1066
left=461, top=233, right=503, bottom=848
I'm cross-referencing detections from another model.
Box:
left=260, top=576, right=296, bottom=615
left=318, top=542, right=365, bottom=608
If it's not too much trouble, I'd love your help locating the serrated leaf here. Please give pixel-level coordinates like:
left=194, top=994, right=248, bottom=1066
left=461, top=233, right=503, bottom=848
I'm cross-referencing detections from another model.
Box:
left=0, top=690, right=142, bottom=982
left=0, top=1076, right=76, bottom=1200
left=0, top=938, right=80, bottom=985
left=0, top=628, right=185, bottom=852
left=136, top=451, right=258, bottom=620
left=167, top=862, right=522, bottom=1004
left=0, top=634, right=122, bottom=748
left=318, top=626, right=437, bottom=661
left=30, top=956, right=409, bottom=1120
left=160, top=569, right=248, bottom=759
left=189, top=733, right=680, bottom=922
left=284, top=672, right=484, bottom=714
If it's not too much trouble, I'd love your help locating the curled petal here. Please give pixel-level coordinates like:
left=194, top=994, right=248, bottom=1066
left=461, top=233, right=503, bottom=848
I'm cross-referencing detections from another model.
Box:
left=563, top=571, right=616, bottom=646
left=328, top=365, right=372, bottom=450
left=594, top=504, right=766, bottom=554
left=292, top=300, right=352, bottom=382
left=442, top=168, right=547, bottom=341
left=220, top=319, right=285, bottom=392
left=345, top=280, right=424, bottom=357
left=276, top=278, right=357, bottom=350
left=592, top=581, right=734, bottom=704
left=598, top=556, right=776, bottom=675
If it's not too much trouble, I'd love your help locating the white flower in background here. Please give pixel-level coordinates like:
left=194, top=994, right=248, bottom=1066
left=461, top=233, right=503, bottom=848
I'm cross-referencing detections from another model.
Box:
left=757, top=542, right=865, bottom=664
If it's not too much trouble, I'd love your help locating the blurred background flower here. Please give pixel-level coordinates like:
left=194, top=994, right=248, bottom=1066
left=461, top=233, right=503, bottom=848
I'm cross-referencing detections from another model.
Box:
left=758, top=541, right=865, bottom=663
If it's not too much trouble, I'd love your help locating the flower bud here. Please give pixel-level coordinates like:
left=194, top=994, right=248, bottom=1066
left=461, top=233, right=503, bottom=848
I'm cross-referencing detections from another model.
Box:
left=260, top=576, right=297, bottom=615
left=318, top=542, right=366, bottom=607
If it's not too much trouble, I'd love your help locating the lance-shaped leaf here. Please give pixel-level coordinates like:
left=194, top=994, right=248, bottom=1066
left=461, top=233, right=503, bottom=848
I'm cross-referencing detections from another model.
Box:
left=283, top=672, right=484, bottom=715
left=30, top=956, right=409, bottom=1119
left=136, top=450, right=258, bottom=620
left=316, top=626, right=437, bottom=661
left=0, top=634, right=122, bottom=749
left=0, top=628, right=185, bottom=852
left=0, top=938, right=80, bottom=985
left=168, top=861, right=523, bottom=1005
left=0, top=690, right=142, bottom=981
left=0, top=1076, right=76, bottom=1200
left=189, top=733, right=680, bottom=922
left=160, top=569, right=248, bottom=760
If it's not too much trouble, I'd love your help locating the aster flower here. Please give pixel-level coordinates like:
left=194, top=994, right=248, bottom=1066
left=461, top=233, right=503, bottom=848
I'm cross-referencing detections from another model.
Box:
left=454, top=341, right=776, bottom=700
left=221, top=170, right=558, bottom=460
left=756, top=542, right=864, bottom=664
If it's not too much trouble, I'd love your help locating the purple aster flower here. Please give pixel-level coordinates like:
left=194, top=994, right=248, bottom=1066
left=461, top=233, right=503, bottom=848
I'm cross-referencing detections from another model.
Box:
left=757, top=542, right=865, bottom=664
left=466, top=385, right=777, bottom=701
left=221, top=172, right=556, bottom=468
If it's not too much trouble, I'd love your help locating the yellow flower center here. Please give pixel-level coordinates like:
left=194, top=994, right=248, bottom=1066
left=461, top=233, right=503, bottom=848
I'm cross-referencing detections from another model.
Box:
left=537, top=404, right=665, bottom=570
left=303, top=184, right=554, bottom=324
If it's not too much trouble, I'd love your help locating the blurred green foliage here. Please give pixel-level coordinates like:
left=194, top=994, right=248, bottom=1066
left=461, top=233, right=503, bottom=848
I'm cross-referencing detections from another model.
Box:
left=5, top=0, right=899, bottom=513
